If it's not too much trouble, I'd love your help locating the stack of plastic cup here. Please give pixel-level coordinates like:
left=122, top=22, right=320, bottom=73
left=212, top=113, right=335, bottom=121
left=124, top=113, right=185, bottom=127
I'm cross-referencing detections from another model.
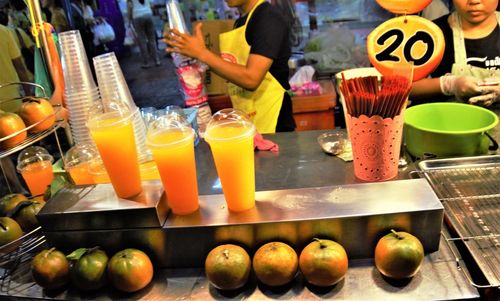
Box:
left=59, top=30, right=101, bottom=145
left=93, top=52, right=150, bottom=162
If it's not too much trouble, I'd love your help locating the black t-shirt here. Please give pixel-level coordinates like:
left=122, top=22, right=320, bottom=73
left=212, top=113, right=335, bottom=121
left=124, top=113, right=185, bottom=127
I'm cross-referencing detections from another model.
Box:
left=431, top=14, right=500, bottom=78
left=234, top=2, right=295, bottom=131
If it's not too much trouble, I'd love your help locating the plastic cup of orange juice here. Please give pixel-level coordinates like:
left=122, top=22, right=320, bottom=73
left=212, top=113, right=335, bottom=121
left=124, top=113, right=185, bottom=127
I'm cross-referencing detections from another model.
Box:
left=64, top=143, right=100, bottom=185
left=16, top=146, right=54, bottom=196
left=204, top=109, right=256, bottom=212
left=146, top=113, right=199, bottom=215
left=87, top=158, right=110, bottom=184
left=86, top=101, right=142, bottom=199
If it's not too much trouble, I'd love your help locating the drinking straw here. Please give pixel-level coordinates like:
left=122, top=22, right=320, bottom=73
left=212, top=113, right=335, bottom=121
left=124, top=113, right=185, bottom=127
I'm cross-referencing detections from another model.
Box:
left=340, top=74, right=411, bottom=118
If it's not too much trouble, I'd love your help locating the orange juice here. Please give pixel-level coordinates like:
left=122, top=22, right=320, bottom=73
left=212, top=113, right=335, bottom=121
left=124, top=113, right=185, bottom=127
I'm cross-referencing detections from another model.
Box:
left=140, top=161, right=161, bottom=181
left=205, top=122, right=255, bottom=212
left=20, top=160, right=54, bottom=196
left=88, top=114, right=142, bottom=198
left=148, top=128, right=198, bottom=215
left=66, top=161, right=94, bottom=185
left=88, top=159, right=110, bottom=183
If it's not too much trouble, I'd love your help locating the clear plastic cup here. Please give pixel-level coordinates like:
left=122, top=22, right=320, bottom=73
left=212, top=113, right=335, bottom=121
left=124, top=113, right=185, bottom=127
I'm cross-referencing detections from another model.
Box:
left=17, top=146, right=54, bottom=196
left=146, top=113, right=199, bottom=215
left=154, top=109, right=167, bottom=119
left=66, top=91, right=100, bottom=146
left=59, top=31, right=97, bottom=93
left=140, top=107, right=156, bottom=128
left=93, top=53, right=149, bottom=162
left=87, top=158, right=110, bottom=183
left=204, top=109, right=256, bottom=212
left=166, top=0, right=189, bottom=34
left=65, top=89, right=99, bottom=99
left=66, top=100, right=98, bottom=112
left=165, top=105, right=184, bottom=116
left=93, top=52, right=137, bottom=110
left=86, top=100, right=142, bottom=198
left=64, top=144, right=100, bottom=185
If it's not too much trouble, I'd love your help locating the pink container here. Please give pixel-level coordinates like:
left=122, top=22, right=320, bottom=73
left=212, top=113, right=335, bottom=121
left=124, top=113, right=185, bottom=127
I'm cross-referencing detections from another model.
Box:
left=348, top=114, right=404, bottom=182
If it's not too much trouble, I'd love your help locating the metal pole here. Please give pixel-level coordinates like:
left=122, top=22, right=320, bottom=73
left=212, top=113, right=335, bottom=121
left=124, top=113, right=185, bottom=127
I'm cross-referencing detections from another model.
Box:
left=27, top=0, right=55, bottom=82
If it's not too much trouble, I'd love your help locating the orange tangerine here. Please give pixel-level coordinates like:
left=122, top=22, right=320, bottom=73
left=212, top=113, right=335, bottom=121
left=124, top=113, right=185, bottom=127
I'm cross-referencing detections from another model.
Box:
left=375, top=0, right=432, bottom=14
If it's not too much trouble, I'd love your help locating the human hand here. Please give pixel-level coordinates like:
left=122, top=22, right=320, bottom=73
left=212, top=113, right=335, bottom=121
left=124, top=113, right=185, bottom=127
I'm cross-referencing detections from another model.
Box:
left=440, top=75, right=482, bottom=101
left=164, top=23, right=208, bottom=61
left=469, top=78, right=500, bottom=107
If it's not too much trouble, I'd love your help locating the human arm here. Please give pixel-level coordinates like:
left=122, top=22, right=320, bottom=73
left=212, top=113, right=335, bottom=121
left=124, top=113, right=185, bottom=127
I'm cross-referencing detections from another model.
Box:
left=165, top=23, right=272, bottom=91
left=410, top=74, right=483, bottom=102
left=18, top=29, right=34, bottom=50
left=410, top=77, right=443, bottom=101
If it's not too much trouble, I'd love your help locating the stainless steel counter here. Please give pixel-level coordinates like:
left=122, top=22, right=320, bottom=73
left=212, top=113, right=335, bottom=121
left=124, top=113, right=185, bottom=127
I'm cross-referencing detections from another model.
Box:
left=196, top=130, right=410, bottom=196
left=0, top=130, right=483, bottom=300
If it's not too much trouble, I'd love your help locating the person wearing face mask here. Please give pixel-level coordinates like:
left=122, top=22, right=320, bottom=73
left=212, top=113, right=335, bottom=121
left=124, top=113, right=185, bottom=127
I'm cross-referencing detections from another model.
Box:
left=411, top=0, right=500, bottom=107
left=164, top=0, right=296, bottom=134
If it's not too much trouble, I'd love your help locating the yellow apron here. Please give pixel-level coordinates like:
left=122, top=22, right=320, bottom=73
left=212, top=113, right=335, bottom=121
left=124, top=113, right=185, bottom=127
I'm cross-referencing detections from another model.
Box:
left=219, top=0, right=285, bottom=134
left=450, top=11, right=500, bottom=79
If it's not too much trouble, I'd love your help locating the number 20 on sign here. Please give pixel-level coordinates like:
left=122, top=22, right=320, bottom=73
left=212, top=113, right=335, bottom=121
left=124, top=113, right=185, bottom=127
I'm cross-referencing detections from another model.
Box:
left=367, top=16, right=445, bottom=81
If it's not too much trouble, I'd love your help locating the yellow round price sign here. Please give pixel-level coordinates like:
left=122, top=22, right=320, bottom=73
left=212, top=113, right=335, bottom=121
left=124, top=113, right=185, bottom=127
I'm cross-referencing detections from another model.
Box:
left=367, top=15, right=445, bottom=81
left=375, top=0, right=432, bottom=14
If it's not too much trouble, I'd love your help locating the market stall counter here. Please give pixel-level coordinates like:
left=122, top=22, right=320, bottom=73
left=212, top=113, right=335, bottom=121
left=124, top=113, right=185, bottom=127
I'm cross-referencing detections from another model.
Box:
left=0, top=130, right=481, bottom=300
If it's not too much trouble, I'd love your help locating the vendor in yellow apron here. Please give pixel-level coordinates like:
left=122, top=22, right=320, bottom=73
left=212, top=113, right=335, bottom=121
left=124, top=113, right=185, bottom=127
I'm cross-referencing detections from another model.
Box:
left=450, top=11, right=500, bottom=83
left=219, top=0, right=285, bottom=134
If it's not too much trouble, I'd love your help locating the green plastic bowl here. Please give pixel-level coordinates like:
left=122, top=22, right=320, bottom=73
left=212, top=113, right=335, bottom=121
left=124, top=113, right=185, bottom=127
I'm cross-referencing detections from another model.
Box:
left=404, top=103, right=499, bottom=158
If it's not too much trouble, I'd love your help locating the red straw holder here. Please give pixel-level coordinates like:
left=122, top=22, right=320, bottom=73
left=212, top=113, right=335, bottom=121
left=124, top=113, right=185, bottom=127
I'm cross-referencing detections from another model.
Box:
left=347, top=113, right=404, bottom=182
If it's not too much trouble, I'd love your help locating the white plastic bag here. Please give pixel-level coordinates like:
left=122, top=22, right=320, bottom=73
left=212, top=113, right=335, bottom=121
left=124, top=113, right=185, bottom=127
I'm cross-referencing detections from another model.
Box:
left=94, top=20, right=115, bottom=44
left=289, top=65, right=316, bottom=87
left=124, top=25, right=136, bottom=46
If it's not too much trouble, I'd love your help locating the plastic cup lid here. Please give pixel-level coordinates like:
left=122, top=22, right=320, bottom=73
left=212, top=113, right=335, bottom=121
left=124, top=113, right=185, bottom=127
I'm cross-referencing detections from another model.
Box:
left=204, top=108, right=256, bottom=142
left=64, top=143, right=100, bottom=168
left=146, top=113, right=194, bottom=147
left=86, top=100, right=133, bottom=129
left=16, top=146, right=54, bottom=171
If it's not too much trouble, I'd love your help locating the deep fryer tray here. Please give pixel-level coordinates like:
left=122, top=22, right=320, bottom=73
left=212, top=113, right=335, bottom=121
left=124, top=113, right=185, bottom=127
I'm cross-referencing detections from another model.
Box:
left=416, top=155, right=500, bottom=288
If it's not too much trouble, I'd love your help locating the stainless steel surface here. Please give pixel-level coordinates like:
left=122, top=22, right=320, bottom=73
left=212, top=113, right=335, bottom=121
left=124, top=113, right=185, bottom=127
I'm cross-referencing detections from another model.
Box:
left=38, top=180, right=169, bottom=230
left=0, top=227, right=46, bottom=280
left=196, top=130, right=411, bottom=197
left=42, top=179, right=443, bottom=266
left=0, top=130, right=480, bottom=300
left=416, top=155, right=500, bottom=288
left=0, top=228, right=479, bottom=301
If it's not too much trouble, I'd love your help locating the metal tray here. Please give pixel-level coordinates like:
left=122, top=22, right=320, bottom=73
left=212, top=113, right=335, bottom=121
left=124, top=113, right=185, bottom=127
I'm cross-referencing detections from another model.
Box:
left=416, top=155, right=500, bottom=288
left=38, top=180, right=169, bottom=231
left=0, top=227, right=46, bottom=281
